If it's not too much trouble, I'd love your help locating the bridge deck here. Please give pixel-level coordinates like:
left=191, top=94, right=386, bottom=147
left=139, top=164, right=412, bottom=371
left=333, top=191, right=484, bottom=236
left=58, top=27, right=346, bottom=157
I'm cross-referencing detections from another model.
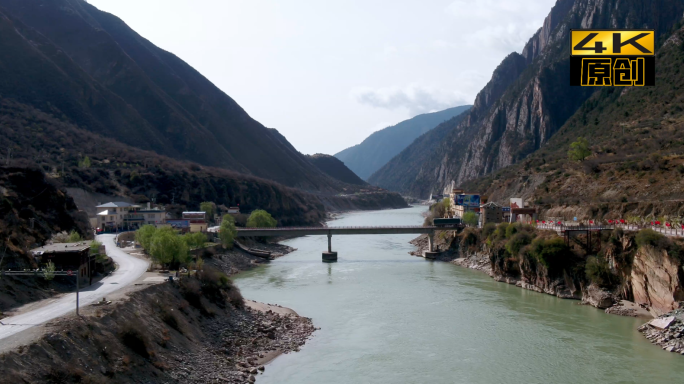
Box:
left=236, top=226, right=436, bottom=237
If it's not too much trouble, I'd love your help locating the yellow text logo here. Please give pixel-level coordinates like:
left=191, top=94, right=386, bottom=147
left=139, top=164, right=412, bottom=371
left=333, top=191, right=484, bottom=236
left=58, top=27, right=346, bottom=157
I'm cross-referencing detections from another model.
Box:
left=571, top=30, right=654, bottom=56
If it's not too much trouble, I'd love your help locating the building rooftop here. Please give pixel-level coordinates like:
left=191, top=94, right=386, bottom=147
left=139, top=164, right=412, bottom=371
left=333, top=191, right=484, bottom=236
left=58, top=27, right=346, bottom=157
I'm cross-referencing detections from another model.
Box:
left=31, top=242, right=91, bottom=254
left=96, top=202, right=135, bottom=208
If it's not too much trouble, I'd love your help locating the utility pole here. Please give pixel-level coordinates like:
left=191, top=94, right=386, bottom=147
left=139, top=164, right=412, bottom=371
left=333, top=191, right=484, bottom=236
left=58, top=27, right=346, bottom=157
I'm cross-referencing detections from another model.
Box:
left=5, top=148, right=10, bottom=165
left=76, top=271, right=80, bottom=316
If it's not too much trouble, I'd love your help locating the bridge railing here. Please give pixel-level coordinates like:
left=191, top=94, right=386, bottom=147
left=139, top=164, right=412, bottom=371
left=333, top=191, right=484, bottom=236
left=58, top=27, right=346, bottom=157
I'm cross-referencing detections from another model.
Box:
left=237, top=225, right=435, bottom=231
left=537, top=223, right=684, bottom=238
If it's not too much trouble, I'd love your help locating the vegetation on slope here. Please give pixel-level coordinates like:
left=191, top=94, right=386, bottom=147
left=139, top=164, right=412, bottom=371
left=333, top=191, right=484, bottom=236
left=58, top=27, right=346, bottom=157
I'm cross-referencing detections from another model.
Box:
left=307, top=154, right=367, bottom=186
left=465, top=22, right=684, bottom=220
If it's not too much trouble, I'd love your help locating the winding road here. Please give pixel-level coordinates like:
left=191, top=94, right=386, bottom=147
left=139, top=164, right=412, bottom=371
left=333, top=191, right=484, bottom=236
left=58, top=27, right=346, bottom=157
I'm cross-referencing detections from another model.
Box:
left=0, top=234, right=149, bottom=342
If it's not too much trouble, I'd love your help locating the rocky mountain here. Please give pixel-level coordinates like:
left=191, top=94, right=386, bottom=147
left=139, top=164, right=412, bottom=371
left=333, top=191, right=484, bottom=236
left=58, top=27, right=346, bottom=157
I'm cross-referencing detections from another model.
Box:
left=368, top=111, right=470, bottom=197
left=307, top=154, right=366, bottom=186
left=464, top=20, right=684, bottom=220
left=0, top=0, right=336, bottom=191
left=334, top=105, right=471, bottom=180
left=371, top=0, right=684, bottom=198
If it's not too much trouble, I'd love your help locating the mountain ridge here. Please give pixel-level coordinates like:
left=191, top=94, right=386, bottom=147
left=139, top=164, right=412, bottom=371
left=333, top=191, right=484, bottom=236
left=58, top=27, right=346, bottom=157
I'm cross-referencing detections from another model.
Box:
left=334, top=105, right=471, bottom=180
left=0, top=0, right=338, bottom=191
left=369, top=0, right=684, bottom=198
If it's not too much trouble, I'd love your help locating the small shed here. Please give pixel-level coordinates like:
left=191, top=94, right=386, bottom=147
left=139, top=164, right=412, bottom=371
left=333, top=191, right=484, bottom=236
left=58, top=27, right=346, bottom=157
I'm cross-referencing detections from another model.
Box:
left=31, top=242, right=95, bottom=285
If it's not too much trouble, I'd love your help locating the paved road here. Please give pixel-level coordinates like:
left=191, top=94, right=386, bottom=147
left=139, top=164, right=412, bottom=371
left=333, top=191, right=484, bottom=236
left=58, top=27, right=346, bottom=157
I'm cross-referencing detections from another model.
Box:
left=0, top=234, right=149, bottom=341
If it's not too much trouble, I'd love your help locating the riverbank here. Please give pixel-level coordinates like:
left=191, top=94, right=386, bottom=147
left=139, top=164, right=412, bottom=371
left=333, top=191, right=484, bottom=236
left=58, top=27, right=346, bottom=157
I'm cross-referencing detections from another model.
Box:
left=408, top=226, right=684, bottom=357
left=0, top=272, right=316, bottom=383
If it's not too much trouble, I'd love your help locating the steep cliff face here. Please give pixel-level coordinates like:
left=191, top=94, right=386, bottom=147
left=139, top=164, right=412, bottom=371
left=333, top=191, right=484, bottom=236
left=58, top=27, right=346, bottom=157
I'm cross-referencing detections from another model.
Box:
left=465, top=21, right=684, bottom=217
left=425, top=225, right=684, bottom=317
left=368, top=54, right=524, bottom=197
left=631, top=247, right=684, bottom=316
left=456, top=0, right=684, bottom=186
left=376, top=0, right=684, bottom=198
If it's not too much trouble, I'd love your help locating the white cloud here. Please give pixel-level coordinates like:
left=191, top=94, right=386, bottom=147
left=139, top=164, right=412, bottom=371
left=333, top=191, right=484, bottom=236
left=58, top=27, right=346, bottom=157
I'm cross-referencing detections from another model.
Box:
left=445, top=0, right=555, bottom=53
left=351, top=84, right=471, bottom=116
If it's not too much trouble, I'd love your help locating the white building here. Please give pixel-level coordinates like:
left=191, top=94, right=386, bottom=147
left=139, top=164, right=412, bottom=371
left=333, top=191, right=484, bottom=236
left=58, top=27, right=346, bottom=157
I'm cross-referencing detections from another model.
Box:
left=96, top=202, right=166, bottom=231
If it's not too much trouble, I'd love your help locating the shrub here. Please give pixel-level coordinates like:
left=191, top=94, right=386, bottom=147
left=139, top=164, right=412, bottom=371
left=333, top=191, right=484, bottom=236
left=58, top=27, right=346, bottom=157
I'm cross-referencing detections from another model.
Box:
left=635, top=229, right=668, bottom=249
left=200, top=267, right=244, bottom=309
left=460, top=227, right=480, bottom=248
left=528, top=237, right=573, bottom=272
left=585, top=255, right=618, bottom=288
left=160, top=307, right=181, bottom=333
left=90, top=240, right=102, bottom=256
left=482, top=223, right=497, bottom=239
left=505, top=223, right=519, bottom=238
left=491, top=223, right=509, bottom=242
left=506, top=232, right=533, bottom=256
left=118, top=324, right=152, bottom=358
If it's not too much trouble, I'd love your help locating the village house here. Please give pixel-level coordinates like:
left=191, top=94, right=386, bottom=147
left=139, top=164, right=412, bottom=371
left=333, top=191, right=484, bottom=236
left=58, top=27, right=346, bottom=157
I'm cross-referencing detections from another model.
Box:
left=182, top=211, right=207, bottom=233
left=30, top=242, right=95, bottom=285
left=96, top=202, right=167, bottom=231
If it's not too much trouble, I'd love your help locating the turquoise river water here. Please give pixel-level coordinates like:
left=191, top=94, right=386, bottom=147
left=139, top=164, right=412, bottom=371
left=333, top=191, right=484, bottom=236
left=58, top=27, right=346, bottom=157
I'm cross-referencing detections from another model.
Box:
left=233, top=206, right=684, bottom=383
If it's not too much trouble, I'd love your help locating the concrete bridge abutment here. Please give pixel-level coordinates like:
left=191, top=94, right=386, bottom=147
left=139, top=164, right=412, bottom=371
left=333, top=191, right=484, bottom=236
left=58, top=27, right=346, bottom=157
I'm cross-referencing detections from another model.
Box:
left=423, top=230, right=438, bottom=259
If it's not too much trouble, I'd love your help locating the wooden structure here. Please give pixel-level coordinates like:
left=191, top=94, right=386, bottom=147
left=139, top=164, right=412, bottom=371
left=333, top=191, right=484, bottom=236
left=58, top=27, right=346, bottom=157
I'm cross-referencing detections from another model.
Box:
left=30, top=242, right=95, bottom=285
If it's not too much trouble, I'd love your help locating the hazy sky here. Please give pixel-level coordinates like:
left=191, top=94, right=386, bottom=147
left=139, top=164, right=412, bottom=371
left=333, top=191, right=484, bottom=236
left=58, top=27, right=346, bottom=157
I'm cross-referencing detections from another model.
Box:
left=88, top=0, right=556, bottom=155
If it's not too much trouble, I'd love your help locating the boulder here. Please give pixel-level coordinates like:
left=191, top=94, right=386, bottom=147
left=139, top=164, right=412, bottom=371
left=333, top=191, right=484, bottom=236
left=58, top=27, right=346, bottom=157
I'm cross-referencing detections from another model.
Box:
left=649, top=316, right=676, bottom=330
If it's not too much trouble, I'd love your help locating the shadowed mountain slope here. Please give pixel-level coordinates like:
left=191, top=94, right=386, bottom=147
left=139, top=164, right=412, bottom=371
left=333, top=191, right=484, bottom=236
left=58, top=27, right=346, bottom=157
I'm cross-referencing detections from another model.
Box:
left=0, top=0, right=337, bottom=191
left=335, top=105, right=471, bottom=180
left=307, top=154, right=367, bottom=186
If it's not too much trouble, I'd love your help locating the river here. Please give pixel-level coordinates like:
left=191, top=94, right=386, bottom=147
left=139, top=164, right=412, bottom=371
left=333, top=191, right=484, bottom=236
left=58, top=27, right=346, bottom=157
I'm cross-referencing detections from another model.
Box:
left=233, top=206, right=684, bottom=383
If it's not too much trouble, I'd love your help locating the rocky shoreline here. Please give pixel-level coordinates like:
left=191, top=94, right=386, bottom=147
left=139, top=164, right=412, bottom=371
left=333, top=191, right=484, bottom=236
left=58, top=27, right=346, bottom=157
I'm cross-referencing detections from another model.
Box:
left=408, top=232, right=684, bottom=356
left=165, top=300, right=317, bottom=383
left=638, top=309, right=684, bottom=355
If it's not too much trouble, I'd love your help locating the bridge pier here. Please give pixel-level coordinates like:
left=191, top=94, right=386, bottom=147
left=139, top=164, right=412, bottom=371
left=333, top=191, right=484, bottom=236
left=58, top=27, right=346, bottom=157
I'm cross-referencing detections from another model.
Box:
left=423, top=230, right=438, bottom=259
left=323, top=232, right=337, bottom=262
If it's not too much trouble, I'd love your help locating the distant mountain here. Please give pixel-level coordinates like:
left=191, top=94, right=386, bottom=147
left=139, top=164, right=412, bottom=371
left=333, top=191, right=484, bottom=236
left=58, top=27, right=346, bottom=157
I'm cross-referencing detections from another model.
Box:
left=334, top=106, right=471, bottom=180
left=369, top=0, right=684, bottom=198
left=307, top=154, right=366, bottom=186
left=368, top=111, right=470, bottom=197
left=0, top=0, right=335, bottom=191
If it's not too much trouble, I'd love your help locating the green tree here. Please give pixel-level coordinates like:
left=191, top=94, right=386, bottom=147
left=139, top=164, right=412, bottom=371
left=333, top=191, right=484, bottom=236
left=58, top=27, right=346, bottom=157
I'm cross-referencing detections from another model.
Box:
left=67, top=230, right=82, bottom=242
left=200, top=202, right=216, bottom=224
left=442, top=197, right=451, bottom=212
left=219, top=214, right=237, bottom=249
left=150, top=228, right=189, bottom=267
left=78, top=156, right=91, bottom=169
left=462, top=211, right=479, bottom=226
left=247, top=209, right=277, bottom=228
left=90, top=240, right=102, bottom=256
left=568, top=137, right=591, bottom=162
left=43, top=261, right=55, bottom=281
left=183, top=232, right=207, bottom=249
left=135, top=224, right=158, bottom=250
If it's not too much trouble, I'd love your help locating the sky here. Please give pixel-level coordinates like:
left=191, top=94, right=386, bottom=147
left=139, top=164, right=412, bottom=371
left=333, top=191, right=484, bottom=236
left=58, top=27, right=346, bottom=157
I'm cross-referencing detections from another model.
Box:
left=88, top=0, right=556, bottom=155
